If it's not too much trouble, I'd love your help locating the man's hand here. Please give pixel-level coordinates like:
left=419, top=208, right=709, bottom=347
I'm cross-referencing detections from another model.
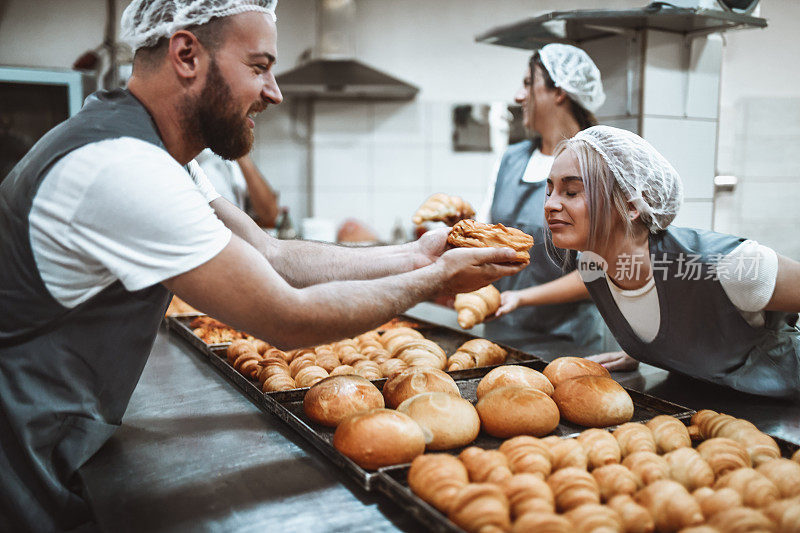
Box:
left=410, top=227, right=450, bottom=269
left=437, top=246, right=526, bottom=295
left=496, top=290, right=522, bottom=317
left=586, top=351, right=640, bottom=372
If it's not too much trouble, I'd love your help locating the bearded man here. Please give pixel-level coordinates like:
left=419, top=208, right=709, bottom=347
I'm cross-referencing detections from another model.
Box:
left=0, top=1, right=523, bottom=530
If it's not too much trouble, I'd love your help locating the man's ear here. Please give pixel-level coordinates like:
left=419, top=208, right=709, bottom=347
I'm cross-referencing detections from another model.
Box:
left=167, top=30, right=205, bottom=82
left=554, top=88, right=569, bottom=105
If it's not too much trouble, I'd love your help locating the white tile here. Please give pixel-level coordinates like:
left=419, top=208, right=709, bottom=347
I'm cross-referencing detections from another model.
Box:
left=673, top=200, right=712, bottom=230
left=372, top=191, right=428, bottom=242
left=427, top=101, right=455, bottom=147
left=311, top=191, right=373, bottom=230
left=276, top=190, right=309, bottom=222
left=641, top=117, right=717, bottom=199
left=312, top=102, right=372, bottom=143
left=739, top=135, right=800, bottom=179
left=372, top=101, right=425, bottom=145
left=600, top=117, right=639, bottom=135
left=312, top=145, right=371, bottom=193
left=685, top=34, right=722, bottom=120
left=373, top=145, right=427, bottom=193
left=254, top=143, right=308, bottom=194
left=584, top=34, right=642, bottom=118
left=429, top=146, right=496, bottom=195
left=643, top=30, right=684, bottom=117
left=741, top=97, right=800, bottom=139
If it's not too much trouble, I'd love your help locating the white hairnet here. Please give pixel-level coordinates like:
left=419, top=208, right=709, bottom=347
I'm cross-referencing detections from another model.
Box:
left=538, top=43, right=605, bottom=113
left=573, top=125, right=683, bottom=232
left=121, top=0, right=278, bottom=52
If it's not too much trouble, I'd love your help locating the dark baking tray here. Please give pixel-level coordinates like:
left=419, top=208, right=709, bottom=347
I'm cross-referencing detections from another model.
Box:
left=375, top=432, right=800, bottom=533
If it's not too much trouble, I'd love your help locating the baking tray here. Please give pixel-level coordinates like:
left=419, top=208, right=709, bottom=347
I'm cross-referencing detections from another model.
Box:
left=375, top=433, right=800, bottom=533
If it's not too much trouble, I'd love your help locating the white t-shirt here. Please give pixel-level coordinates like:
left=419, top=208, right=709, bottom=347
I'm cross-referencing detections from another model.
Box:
left=600, top=240, right=779, bottom=342
left=195, top=148, right=248, bottom=210
left=475, top=148, right=555, bottom=223
left=29, top=137, right=232, bottom=309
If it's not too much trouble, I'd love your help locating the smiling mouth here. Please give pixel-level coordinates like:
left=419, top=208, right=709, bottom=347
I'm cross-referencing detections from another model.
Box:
left=548, top=220, right=571, bottom=228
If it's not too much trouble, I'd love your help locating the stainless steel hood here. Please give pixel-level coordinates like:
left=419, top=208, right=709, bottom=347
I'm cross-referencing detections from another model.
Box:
left=276, top=0, right=418, bottom=101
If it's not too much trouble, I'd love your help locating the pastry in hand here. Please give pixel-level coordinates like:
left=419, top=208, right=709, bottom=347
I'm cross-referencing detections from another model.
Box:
left=453, top=285, right=501, bottom=330
left=447, top=219, right=534, bottom=263
left=412, top=193, right=475, bottom=225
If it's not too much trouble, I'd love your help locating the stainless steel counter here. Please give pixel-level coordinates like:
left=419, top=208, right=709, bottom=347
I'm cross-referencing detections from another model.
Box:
left=80, top=302, right=800, bottom=532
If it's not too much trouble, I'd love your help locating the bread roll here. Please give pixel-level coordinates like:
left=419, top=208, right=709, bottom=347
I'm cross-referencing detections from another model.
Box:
left=382, top=366, right=460, bottom=409
left=476, top=365, right=554, bottom=399
left=714, top=467, right=780, bottom=508
left=512, top=512, right=572, bottom=533
left=663, top=447, right=714, bottom=491
left=448, top=483, right=511, bottom=533
left=593, top=464, right=641, bottom=501
left=577, top=428, right=622, bottom=470
left=543, top=356, right=610, bottom=388
left=459, top=447, right=513, bottom=483
left=547, top=467, right=601, bottom=512
left=646, top=415, right=691, bottom=454
left=634, top=480, right=704, bottom=532
left=692, top=487, right=742, bottom=518
left=498, top=436, right=552, bottom=478
left=407, top=453, right=469, bottom=513
left=499, top=473, right=555, bottom=518
left=607, top=494, right=655, bottom=533
left=332, top=408, right=425, bottom=469
left=565, top=503, right=624, bottom=533
left=475, top=386, right=560, bottom=438
left=302, top=375, right=384, bottom=427
left=553, top=376, right=633, bottom=428
left=396, top=392, right=480, bottom=450
left=756, top=458, right=800, bottom=499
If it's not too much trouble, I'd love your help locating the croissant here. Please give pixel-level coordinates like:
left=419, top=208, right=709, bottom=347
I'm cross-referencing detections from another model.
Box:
left=380, top=326, right=423, bottom=351
left=565, top=503, right=624, bottom=533
left=447, top=219, right=534, bottom=263
left=459, top=447, right=513, bottom=483
left=447, top=483, right=511, bottom=533
left=763, top=497, right=800, bottom=533
left=367, top=348, right=391, bottom=364
left=329, top=364, right=356, bottom=376
left=714, top=467, right=780, bottom=508
left=258, top=361, right=290, bottom=385
left=412, top=193, right=475, bottom=225
left=593, top=464, right=641, bottom=501
left=262, top=372, right=296, bottom=392
left=613, top=423, right=657, bottom=458
left=687, top=425, right=703, bottom=442
left=547, top=467, right=601, bottom=512
left=499, top=473, right=555, bottom=518
left=545, top=437, right=589, bottom=471
left=294, top=365, right=329, bottom=388
left=634, top=480, right=704, bottom=532
left=623, top=451, right=669, bottom=486
left=645, top=415, right=691, bottom=454
left=578, top=428, right=622, bottom=470
left=512, top=512, right=572, bottom=533
left=706, top=507, right=775, bottom=533
left=315, top=351, right=341, bottom=372
left=697, top=438, right=752, bottom=477
left=407, top=454, right=469, bottom=513
left=227, top=339, right=257, bottom=363
left=251, top=339, right=270, bottom=354
left=289, top=353, right=317, bottom=377
left=448, top=338, right=508, bottom=372
left=499, top=436, right=552, bottom=479
left=692, top=487, right=742, bottom=518
left=353, top=359, right=382, bottom=380
left=756, top=458, right=800, bottom=499
left=691, top=410, right=780, bottom=466
left=378, top=358, right=407, bottom=378
left=454, top=285, right=502, bottom=330
left=233, top=351, right=262, bottom=380
left=607, top=494, right=655, bottom=533
left=663, top=447, right=715, bottom=491
left=394, top=339, right=447, bottom=370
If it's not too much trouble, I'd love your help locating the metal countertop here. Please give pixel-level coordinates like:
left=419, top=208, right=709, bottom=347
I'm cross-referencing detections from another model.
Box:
left=80, top=302, right=800, bottom=532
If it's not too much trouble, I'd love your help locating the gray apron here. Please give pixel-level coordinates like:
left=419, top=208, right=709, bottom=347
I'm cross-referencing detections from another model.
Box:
left=486, top=140, right=604, bottom=349
left=0, top=89, right=172, bottom=531
left=585, top=226, right=800, bottom=398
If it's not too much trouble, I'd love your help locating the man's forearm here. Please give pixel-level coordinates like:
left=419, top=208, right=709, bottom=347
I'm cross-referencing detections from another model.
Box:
left=518, top=270, right=590, bottom=306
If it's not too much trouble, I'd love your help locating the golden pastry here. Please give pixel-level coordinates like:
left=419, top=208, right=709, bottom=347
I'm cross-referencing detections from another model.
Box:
left=447, top=219, right=534, bottom=263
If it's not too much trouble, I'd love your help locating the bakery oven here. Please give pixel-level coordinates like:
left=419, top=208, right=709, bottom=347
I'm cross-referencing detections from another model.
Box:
left=0, top=66, right=93, bottom=183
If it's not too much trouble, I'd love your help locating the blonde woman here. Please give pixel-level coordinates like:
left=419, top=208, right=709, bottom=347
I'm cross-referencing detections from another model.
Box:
left=503, top=125, right=800, bottom=397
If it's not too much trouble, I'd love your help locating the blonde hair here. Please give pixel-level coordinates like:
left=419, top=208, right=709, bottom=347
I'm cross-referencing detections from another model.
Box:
left=549, top=138, right=647, bottom=255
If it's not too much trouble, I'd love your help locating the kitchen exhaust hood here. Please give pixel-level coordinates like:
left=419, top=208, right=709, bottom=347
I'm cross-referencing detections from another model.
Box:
left=275, top=0, right=418, bottom=101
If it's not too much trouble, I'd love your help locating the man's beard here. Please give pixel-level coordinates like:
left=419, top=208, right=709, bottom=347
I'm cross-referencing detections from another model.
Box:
left=188, top=57, right=254, bottom=160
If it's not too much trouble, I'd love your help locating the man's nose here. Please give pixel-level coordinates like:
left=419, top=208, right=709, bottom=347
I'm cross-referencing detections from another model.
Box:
left=263, top=72, right=283, bottom=105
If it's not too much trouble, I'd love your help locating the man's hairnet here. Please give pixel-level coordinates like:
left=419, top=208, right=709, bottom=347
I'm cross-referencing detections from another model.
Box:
left=538, top=43, right=605, bottom=113
left=121, top=0, right=278, bottom=52
left=572, top=125, right=683, bottom=232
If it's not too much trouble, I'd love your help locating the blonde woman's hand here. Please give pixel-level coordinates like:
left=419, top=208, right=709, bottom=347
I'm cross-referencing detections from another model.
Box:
left=586, top=351, right=639, bottom=372
left=495, top=290, right=522, bottom=318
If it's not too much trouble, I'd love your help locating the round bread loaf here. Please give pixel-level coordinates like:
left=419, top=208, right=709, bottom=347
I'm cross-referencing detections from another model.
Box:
left=475, top=386, right=560, bottom=438
left=333, top=408, right=425, bottom=469
left=303, top=375, right=384, bottom=427
left=382, top=366, right=460, bottom=409
left=552, top=376, right=634, bottom=428
left=476, top=365, right=554, bottom=399
left=543, top=357, right=610, bottom=388
left=397, top=392, right=480, bottom=450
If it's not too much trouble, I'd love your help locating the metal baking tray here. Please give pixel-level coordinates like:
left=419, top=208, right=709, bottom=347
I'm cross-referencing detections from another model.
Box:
left=375, top=431, right=800, bottom=533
